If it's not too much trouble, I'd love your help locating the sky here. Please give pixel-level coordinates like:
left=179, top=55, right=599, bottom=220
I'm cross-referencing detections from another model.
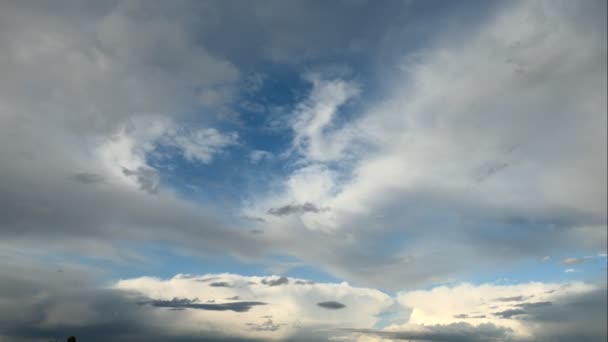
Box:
left=0, top=0, right=606, bottom=341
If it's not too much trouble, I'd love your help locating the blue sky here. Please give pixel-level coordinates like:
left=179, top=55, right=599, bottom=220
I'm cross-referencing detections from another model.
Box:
left=0, top=0, right=606, bottom=341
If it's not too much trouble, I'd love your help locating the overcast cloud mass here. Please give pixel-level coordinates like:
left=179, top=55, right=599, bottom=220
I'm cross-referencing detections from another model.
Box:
left=0, top=0, right=606, bottom=341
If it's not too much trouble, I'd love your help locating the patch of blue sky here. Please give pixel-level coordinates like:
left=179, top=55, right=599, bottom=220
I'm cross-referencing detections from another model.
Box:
left=262, top=253, right=342, bottom=283
left=71, top=242, right=270, bottom=284
left=149, top=60, right=374, bottom=211
left=84, top=243, right=344, bottom=285
left=373, top=302, right=411, bottom=329
left=460, top=250, right=608, bottom=287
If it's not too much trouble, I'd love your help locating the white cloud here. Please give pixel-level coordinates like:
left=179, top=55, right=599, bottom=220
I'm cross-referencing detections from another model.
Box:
left=563, top=257, right=585, bottom=265
left=392, top=281, right=602, bottom=340
left=114, top=273, right=393, bottom=340
left=111, top=274, right=606, bottom=342
left=95, top=117, right=237, bottom=192
left=162, top=126, right=238, bottom=164
left=249, top=150, right=274, bottom=164
left=291, top=73, right=360, bottom=162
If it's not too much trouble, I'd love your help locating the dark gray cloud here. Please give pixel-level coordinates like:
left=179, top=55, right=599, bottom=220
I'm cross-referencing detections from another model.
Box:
left=243, top=216, right=267, bottom=223
left=317, top=301, right=346, bottom=310
left=295, top=280, right=315, bottom=285
left=0, top=261, right=265, bottom=342
left=493, top=308, right=528, bottom=319
left=267, top=202, right=329, bottom=216
left=141, top=298, right=266, bottom=312
left=69, top=172, right=105, bottom=184
left=494, top=295, right=528, bottom=302
left=209, top=281, right=232, bottom=287
left=261, top=276, right=289, bottom=286
left=122, top=167, right=160, bottom=194
left=473, top=160, right=512, bottom=183
left=520, top=287, right=607, bottom=342
left=494, top=301, right=553, bottom=319
left=245, top=318, right=286, bottom=332
left=453, top=313, right=486, bottom=319
left=519, top=301, right=552, bottom=309
left=343, top=322, right=512, bottom=342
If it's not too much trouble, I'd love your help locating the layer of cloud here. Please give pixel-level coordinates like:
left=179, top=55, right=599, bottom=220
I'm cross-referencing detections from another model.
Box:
left=114, top=273, right=393, bottom=340
left=2, top=261, right=602, bottom=342
left=393, top=281, right=607, bottom=341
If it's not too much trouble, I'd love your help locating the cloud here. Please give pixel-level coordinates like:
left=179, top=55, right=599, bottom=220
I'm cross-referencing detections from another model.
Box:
left=0, top=0, right=261, bottom=263
left=160, top=127, right=238, bottom=164
left=122, top=166, right=160, bottom=194
left=267, top=203, right=328, bottom=217
left=343, top=322, right=512, bottom=342
left=0, top=256, right=605, bottom=342
left=243, top=0, right=607, bottom=290
left=494, top=296, right=528, bottom=302
left=0, top=2, right=605, bottom=341
left=69, top=172, right=106, bottom=184
left=0, top=262, right=268, bottom=342
left=317, top=301, right=346, bottom=310
left=453, top=314, right=487, bottom=319
left=113, top=273, right=393, bottom=339
left=142, top=297, right=266, bottom=312
left=249, top=150, right=273, bottom=164
left=209, top=282, right=233, bottom=287
left=493, top=308, right=528, bottom=319
left=260, top=276, right=289, bottom=286
left=290, top=74, right=360, bottom=161
left=295, top=280, right=315, bottom=285
left=246, top=318, right=286, bottom=332
left=392, top=281, right=606, bottom=341
left=562, top=257, right=586, bottom=265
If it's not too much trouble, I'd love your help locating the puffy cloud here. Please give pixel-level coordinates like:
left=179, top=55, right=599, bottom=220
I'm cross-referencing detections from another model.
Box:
left=393, top=281, right=606, bottom=341
left=114, top=273, right=394, bottom=340
left=0, top=253, right=604, bottom=342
